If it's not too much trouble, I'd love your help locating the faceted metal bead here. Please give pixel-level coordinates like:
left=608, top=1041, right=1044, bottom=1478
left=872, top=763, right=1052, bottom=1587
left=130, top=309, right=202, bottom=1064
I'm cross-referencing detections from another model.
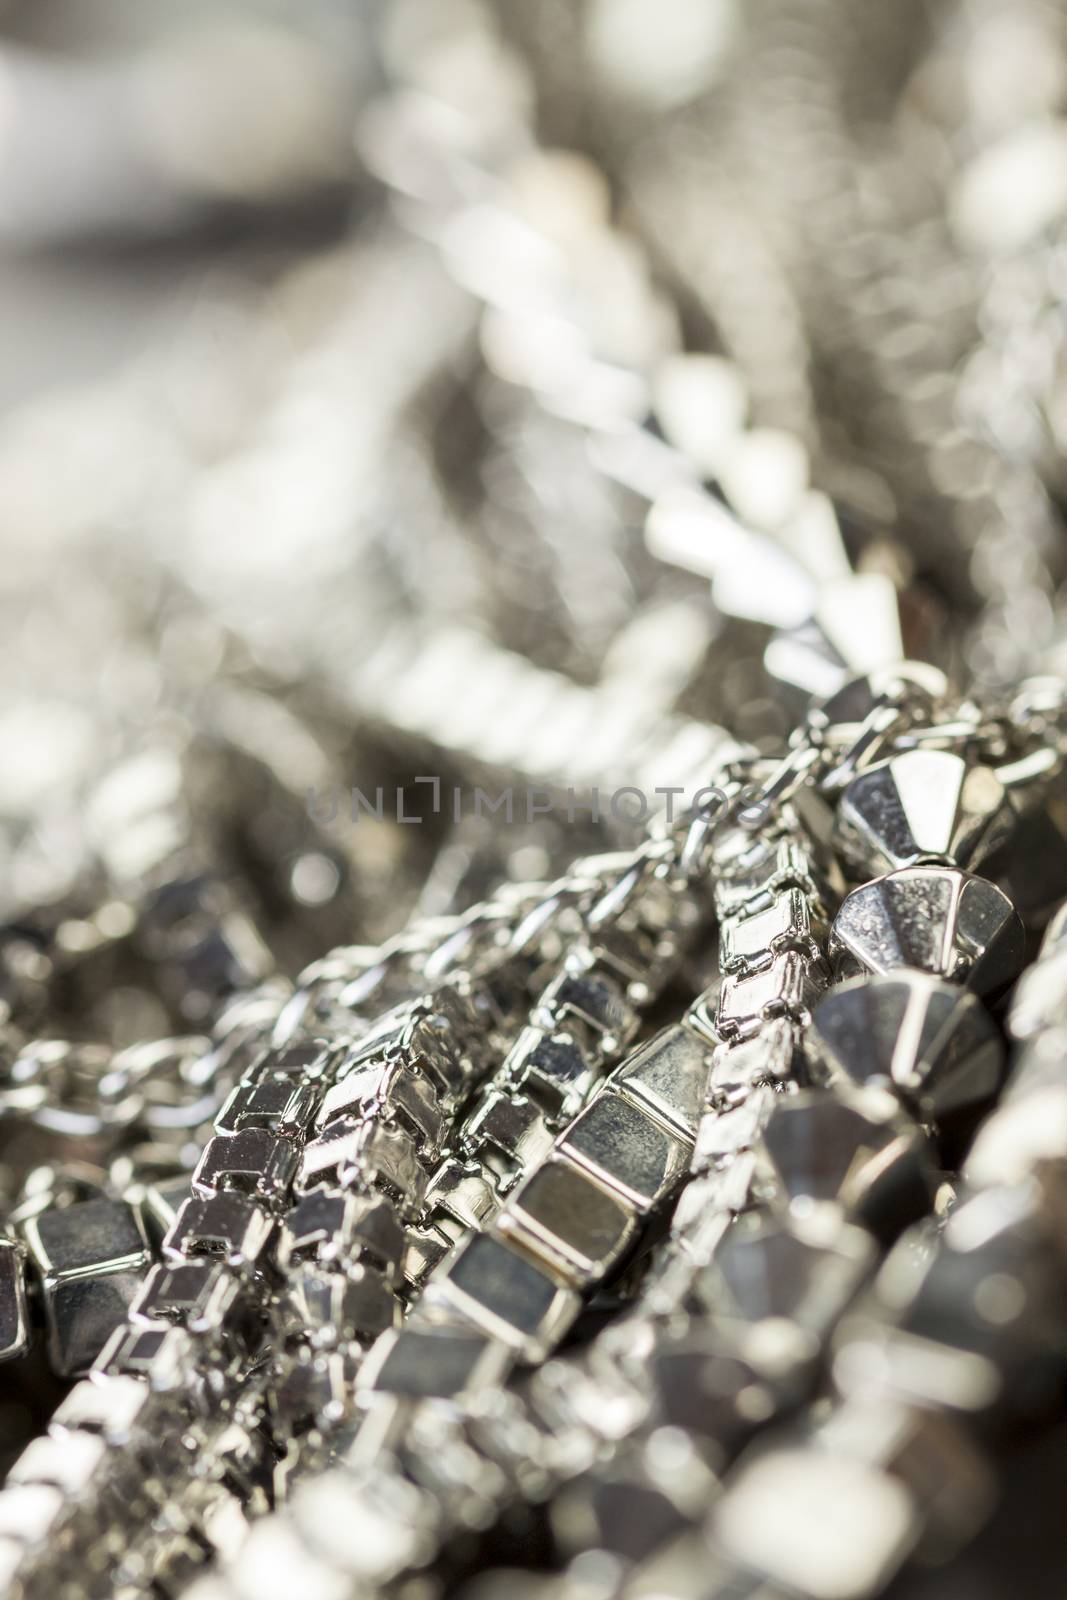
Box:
left=829, top=867, right=1024, bottom=998
left=23, top=1198, right=149, bottom=1284
left=360, top=1325, right=512, bottom=1399
left=873, top=1185, right=1067, bottom=1416
left=648, top=1337, right=781, bottom=1450
left=691, top=1215, right=874, bottom=1373
left=163, top=1194, right=275, bottom=1271
left=49, top=1273, right=148, bottom=1377
left=758, top=1085, right=937, bottom=1239
left=559, top=1089, right=692, bottom=1212
left=809, top=973, right=1004, bottom=1121
left=23, top=1198, right=152, bottom=1377
left=613, top=1023, right=710, bottom=1140
left=834, top=751, right=1014, bottom=877
left=499, top=1156, right=638, bottom=1287
left=425, top=1233, right=580, bottom=1361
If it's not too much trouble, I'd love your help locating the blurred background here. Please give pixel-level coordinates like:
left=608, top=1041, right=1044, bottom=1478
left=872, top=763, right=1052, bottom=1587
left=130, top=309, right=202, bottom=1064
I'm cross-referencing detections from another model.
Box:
left=2, top=4, right=1067, bottom=1593
left=5, top=0, right=1067, bottom=986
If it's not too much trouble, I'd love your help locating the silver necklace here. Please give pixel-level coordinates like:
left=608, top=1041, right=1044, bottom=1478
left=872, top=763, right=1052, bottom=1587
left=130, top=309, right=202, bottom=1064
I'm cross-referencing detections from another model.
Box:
left=0, top=5, right=1066, bottom=1600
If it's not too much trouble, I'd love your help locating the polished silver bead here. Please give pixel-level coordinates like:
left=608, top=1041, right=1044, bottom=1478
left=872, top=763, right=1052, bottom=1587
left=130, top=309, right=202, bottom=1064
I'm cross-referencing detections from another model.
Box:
left=834, top=752, right=1014, bottom=876
left=497, top=1155, right=639, bottom=1286
left=504, top=1028, right=597, bottom=1122
left=23, top=1198, right=149, bottom=1284
left=425, top=1232, right=580, bottom=1361
left=692, top=1212, right=875, bottom=1350
left=829, top=867, right=1024, bottom=997
left=809, top=973, right=1004, bottom=1121
left=23, top=1199, right=152, bottom=1377
left=612, top=1023, right=710, bottom=1139
left=277, top=1192, right=405, bottom=1276
left=8, top=1431, right=107, bottom=1494
left=193, top=1128, right=300, bottom=1205
left=48, top=1272, right=150, bottom=1377
left=559, top=1089, right=693, bottom=1212
left=758, top=1085, right=937, bottom=1238
left=647, top=1335, right=777, bottom=1447
left=131, top=1259, right=239, bottom=1334
left=162, top=1194, right=275, bottom=1271
left=51, top=1373, right=151, bottom=1440
left=718, top=951, right=828, bottom=1040
left=872, top=1185, right=1067, bottom=1415
left=360, top=1325, right=512, bottom=1399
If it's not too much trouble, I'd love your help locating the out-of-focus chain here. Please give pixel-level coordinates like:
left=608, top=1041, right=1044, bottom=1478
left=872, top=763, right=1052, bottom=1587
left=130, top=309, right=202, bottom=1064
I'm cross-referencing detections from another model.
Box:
left=196, top=747, right=1047, bottom=1600
left=0, top=820, right=717, bottom=1597
left=191, top=731, right=1020, bottom=1600
left=613, top=0, right=1067, bottom=686
left=123, top=5, right=1067, bottom=1588
left=1, top=6, right=1067, bottom=1600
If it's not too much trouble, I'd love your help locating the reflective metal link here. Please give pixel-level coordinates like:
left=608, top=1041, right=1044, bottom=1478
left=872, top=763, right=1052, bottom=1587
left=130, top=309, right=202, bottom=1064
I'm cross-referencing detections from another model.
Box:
left=0, top=4, right=1066, bottom=1599
left=0, top=872, right=575, bottom=1591
left=0, top=824, right=716, bottom=1596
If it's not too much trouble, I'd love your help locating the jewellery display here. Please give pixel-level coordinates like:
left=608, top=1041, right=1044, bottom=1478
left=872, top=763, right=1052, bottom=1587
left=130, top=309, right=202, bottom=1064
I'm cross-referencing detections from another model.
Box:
left=2, top=2, right=1067, bottom=1598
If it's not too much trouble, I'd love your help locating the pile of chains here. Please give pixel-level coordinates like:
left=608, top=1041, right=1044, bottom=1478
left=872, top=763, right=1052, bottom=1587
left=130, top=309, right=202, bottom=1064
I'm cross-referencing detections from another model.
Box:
left=3, top=1, right=1067, bottom=1598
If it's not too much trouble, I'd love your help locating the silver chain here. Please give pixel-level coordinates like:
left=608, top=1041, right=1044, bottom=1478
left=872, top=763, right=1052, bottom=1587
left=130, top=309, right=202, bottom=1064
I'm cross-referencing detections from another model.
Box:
left=0, top=4, right=1065, bottom=1600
